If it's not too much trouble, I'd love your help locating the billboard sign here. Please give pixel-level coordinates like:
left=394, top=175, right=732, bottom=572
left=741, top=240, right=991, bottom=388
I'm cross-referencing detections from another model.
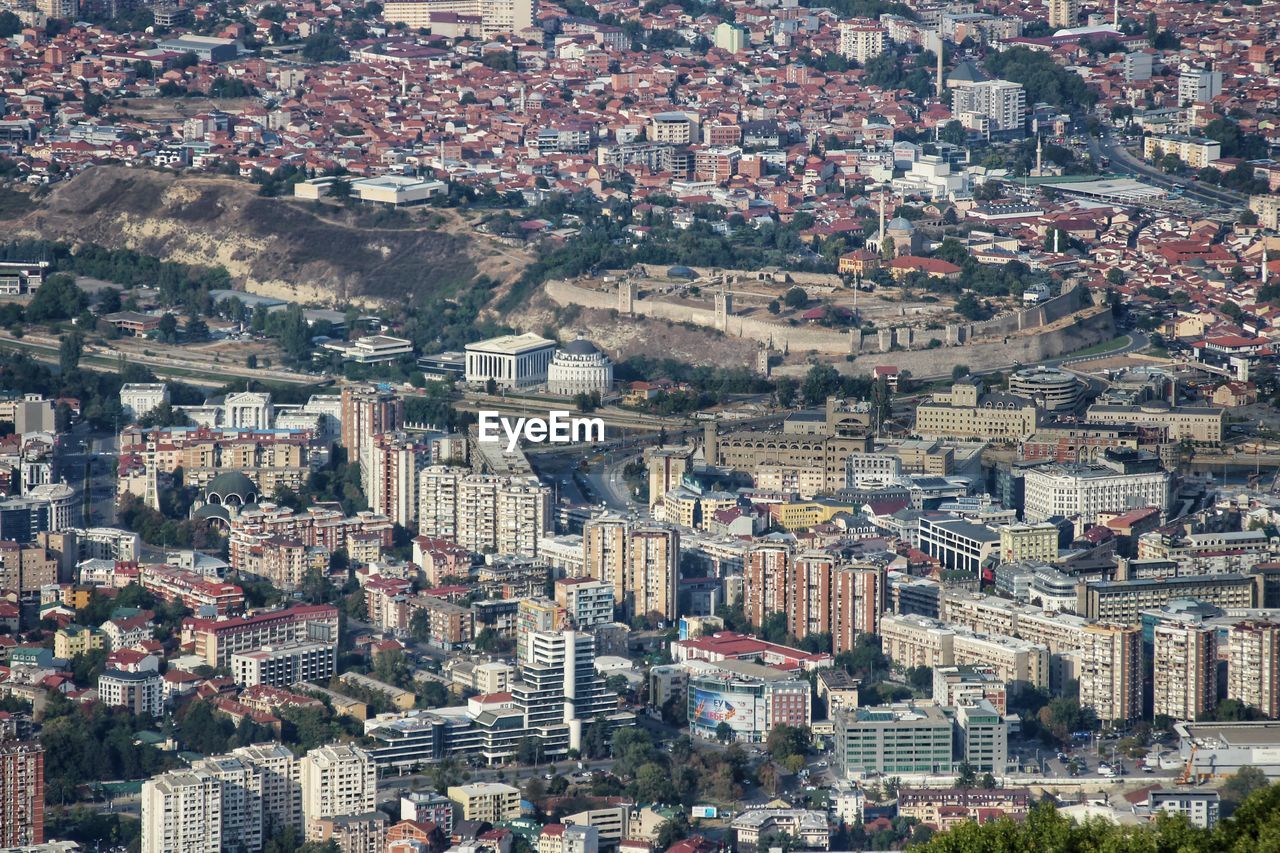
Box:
left=691, top=688, right=756, bottom=733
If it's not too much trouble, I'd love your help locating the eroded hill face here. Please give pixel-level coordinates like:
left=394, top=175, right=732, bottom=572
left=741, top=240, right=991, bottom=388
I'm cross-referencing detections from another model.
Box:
left=8, top=166, right=500, bottom=308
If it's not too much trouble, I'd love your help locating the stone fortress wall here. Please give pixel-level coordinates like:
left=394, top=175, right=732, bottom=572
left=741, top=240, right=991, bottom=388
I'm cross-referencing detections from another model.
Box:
left=544, top=267, right=1109, bottom=374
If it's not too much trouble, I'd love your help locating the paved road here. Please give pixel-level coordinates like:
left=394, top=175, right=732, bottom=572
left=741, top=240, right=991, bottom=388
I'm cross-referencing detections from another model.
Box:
left=1051, top=329, right=1150, bottom=369
left=57, top=423, right=119, bottom=528
left=1094, top=133, right=1246, bottom=211
left=0, top=330, right=315, bottom=387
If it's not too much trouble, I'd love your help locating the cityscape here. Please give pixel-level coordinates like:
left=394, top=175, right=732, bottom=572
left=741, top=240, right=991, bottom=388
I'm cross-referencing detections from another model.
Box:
left=1, top=0, right=1280, bottom=848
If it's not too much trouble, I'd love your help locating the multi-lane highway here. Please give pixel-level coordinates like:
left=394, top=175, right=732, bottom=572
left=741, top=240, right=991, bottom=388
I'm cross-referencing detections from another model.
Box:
left=1091, top=132, right=1247, bottom=211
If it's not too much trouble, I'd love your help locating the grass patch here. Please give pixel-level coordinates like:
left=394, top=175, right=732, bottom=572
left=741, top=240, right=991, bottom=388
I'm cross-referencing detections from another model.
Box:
left=1067, top=335, right=1128, bottom=359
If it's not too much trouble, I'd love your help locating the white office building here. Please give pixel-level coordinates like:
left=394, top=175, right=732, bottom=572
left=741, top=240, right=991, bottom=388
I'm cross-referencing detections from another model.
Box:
left=465, top=333, right=557, bottom=389
left=120, top=383, right=170, bottom=422
left=231, top=641, right=337, bottom=688
left=1023, top=464, right=1170, bottom=524
left=352, top=176, right=447, bottom=205
left=98, top=669, right=165, bottom=717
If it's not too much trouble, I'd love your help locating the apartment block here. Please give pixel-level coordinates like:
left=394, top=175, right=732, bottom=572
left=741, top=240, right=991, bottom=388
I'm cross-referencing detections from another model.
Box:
left=0, top=741, right=43, bottom=847
left=340, top=384, right=404, bottom=459
left=1227, top=621, right=1280, bottom=718
left=897, top=788, right=1030, bottom=830
left=879, top=613, right=955, bottom=668
left=192, top=754, right=265, bottom=853
left=1047, top=0, right=1078, bottom=28
left=554, top=576, right=615, bottom=628
left=998, top=522, right=1058, bottom=563
left=1153, top=622, right=1217, bottom=722
left=230, top=641, right=337, bottom=688
left=233, top=742, right=303, bottom=836
left=362, top=432, right=431, bottom=528
left=1143, top=135, right=1222, bottom=169
left=582, top=517, right=679, bottom=622
left=407, top=595, right=474, bottom=649
left=448, top=782, right=521, bottom=822
left=933, top=666, right=1007, bottom=716
left=1075, top=622, right=1142, bottom=726
left=229, top=505, right=393, bottom=571
left=953, top=79, right=1026, bottom=134
left=838, top=21, right=886, bottom=63
left=418, top=467, right=551, bottom=558
left=185, top=604, right=340, bottom=668
left=142, top=769, right=224, bottom=853
left=301, top=745, right=377, bottom=841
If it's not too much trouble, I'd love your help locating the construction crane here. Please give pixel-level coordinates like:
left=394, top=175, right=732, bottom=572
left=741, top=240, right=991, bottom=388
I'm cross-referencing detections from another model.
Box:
left=1178, top=746, right=1197, bottom=785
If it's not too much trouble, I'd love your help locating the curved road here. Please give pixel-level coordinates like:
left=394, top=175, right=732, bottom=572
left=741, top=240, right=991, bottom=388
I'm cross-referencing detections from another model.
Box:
left=1050, top=329, right=1150, bottom=368
left=1093, top=133, right=1246, bottom=211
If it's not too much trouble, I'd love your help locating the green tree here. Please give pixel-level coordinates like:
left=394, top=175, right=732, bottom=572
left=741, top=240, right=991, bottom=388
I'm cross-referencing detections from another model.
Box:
left=1221, top=766, right=1269, bottom=809
left=907, top=665, right=933, bottom=690
left=157, top=313, right=178, bottom=342
left=59, top=331, right=84, bottom=374
left=26, top=274, right=87, bottom=322
left=955, top=293, right=986, bottom=320
left=940, top=120, right=967, bottom=146
left=372, top=647, right=411, bottom=688
left=783, top=286, right=808, bottom=309
left=774, top=375, right=798, bottom=407
left=633, top=761, right=678, bottom=804
left=766, top=724, right=811, bottom=762
left=518, top=736, right=545, bottom=765
left=302, top=25, right=349, bottom=61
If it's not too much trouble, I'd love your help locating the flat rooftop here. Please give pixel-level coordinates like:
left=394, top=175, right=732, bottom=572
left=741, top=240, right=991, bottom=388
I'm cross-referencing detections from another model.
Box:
left=1044, top=178, right=1166, bottom=201
left=464, top=333, right=556, bottom=355
left=1181, top=721, right=1280, bottom=747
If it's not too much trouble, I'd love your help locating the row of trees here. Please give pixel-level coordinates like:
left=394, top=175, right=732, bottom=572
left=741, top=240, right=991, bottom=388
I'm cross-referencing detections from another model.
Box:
left=0, top=240, right=232, bottom=316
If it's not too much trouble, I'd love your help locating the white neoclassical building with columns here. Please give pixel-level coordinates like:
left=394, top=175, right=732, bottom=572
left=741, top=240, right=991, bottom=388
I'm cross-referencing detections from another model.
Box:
left=464, top=333, right=556, bottom=389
